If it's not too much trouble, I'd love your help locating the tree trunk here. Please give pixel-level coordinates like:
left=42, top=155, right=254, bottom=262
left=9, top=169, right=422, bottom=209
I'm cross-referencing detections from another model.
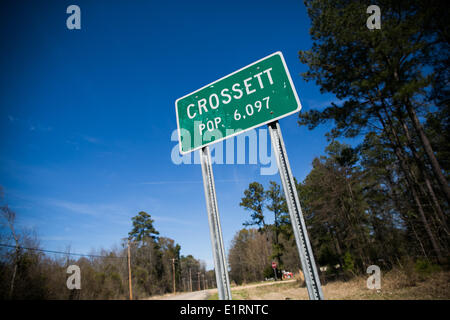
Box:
left=394, top=109, right=449, bottom=237
left=385, top=173, right=429, bottom=259
left=394, top=107, right=449, bottom=234
left=393, top=144, right=443, bottom=262
left=404, top=99, right=450, bottom=203
left=9, top=254, right=17, bottom=299
left=376, top=110, right=444, bottom=263
left=8, top=217, right=19, bottom=299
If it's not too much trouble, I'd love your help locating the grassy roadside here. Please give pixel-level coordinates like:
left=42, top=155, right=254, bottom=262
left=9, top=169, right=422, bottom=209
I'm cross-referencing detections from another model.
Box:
left=208, top=270, right=450, bottom=300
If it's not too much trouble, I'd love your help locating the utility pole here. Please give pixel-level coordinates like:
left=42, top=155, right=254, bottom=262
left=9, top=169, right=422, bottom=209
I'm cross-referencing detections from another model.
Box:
left=171, top=258, right=176, bottom=294
left=127, top=240, right=133, bottom=300
left=202, top=273, right=206, bottom=290
left=189, top=268, right=192, bottom=292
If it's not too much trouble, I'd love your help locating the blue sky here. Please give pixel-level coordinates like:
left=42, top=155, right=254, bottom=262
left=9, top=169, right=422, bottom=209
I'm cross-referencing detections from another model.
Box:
left=0, top=0, right=350, bottom=269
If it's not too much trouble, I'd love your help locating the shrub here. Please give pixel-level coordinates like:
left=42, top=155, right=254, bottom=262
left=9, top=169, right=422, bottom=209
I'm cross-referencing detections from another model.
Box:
left=414, top=258, right=441, bottom=276
left=343, top=252, right=355, bottom=276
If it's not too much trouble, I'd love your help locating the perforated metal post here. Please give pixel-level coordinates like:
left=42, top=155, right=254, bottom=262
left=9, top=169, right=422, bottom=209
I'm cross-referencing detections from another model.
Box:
left=268, top=121, right=324, bottom=300
left=200, top=146, right=232, bottom=300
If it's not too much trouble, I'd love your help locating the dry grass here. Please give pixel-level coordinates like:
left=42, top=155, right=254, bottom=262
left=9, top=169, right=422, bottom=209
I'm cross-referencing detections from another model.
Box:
left=228, top=270, right=450, bottom=300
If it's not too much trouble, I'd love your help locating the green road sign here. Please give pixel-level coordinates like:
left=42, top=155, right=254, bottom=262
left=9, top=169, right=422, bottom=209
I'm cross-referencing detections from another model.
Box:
left=175, top=51, right=301, bottom=154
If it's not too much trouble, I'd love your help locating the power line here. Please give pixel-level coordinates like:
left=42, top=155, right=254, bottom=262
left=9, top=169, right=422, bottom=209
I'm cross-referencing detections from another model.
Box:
left=0, top=243, right=126, bottom=259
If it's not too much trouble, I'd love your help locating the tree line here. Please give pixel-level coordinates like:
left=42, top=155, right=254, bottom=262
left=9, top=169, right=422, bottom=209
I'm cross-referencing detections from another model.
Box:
left=0, top=199, right=212, bottom=299
left=228, top=0, right=448, bottom=284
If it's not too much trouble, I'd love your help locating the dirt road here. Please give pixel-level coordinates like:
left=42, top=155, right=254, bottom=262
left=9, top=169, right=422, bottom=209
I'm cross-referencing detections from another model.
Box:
left=147, top=288, right=216, bottom=300
left=147, top=279, right=297, bottom=300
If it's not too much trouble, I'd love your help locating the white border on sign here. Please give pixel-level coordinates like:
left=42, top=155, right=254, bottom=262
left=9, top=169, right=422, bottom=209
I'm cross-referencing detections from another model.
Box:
left=175, top=51, right=302, bottom=155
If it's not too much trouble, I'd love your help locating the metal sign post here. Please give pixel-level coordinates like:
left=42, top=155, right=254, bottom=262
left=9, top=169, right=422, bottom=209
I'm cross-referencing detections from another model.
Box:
left=176, top=51, right=322, bottom=300
left=268, top=121, right=324, bottom=300
left=200, top=146, right=232, bottom=300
